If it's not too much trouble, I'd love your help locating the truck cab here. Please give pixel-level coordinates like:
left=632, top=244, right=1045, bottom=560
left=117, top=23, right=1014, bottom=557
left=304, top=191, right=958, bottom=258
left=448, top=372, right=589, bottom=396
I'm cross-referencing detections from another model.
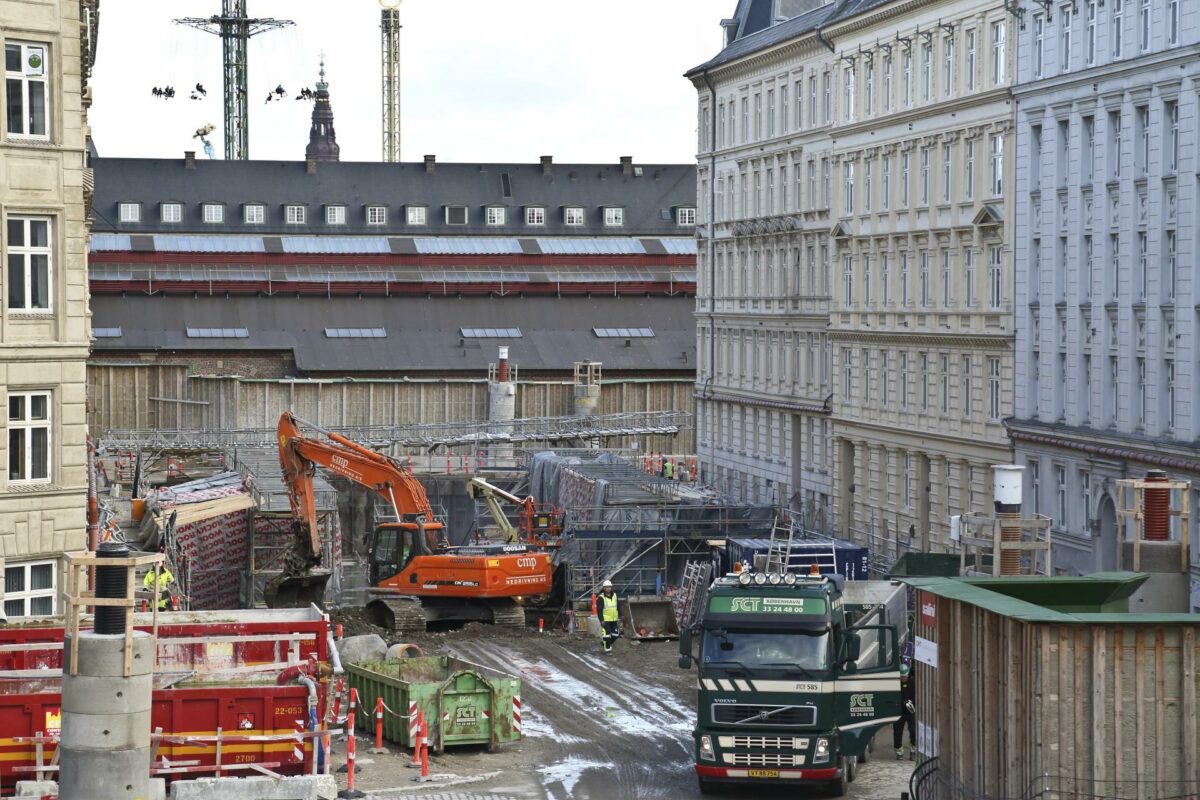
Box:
left=679, top=569, right=905, bottom=795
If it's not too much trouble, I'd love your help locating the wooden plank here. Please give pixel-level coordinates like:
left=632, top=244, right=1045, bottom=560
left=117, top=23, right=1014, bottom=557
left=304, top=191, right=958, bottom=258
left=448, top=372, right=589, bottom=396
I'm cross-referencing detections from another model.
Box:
left=1183, top=626, right=1197, bottom=784
left=1113, top=628, right=1124, bottom=790
left=1059, top=625, right=1071, bottom=783
left=1074, top=627, right=1085, bottom=793
left=1040, top=626, right=1053, bottom=792
left=1092, top=628, right=1107, bottom=789
left=1135, top=628, right=1146, bottom=800
left=1155, top=627, right=1165, bottom=782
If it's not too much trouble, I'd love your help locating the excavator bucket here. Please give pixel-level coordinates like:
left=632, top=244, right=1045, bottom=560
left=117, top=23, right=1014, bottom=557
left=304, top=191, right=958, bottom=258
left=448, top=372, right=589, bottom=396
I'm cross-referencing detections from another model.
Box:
left=264, top=570, right=333, bottom=608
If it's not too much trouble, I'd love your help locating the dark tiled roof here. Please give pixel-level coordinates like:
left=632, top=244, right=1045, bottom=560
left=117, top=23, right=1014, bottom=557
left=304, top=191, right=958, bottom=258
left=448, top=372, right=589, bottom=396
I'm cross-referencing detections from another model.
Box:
left=686, top=0, right=897, bottom=79
left=91, top=157, right=697, bottom=238
left=686, top=3, right=837, bottom=77
left=90, top=295, right=696, bottom=374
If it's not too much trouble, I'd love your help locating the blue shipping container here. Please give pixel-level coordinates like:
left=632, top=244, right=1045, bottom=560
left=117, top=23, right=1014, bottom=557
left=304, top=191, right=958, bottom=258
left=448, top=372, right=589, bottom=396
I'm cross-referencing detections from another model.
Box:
left=724, top=538, right=870, bottom=581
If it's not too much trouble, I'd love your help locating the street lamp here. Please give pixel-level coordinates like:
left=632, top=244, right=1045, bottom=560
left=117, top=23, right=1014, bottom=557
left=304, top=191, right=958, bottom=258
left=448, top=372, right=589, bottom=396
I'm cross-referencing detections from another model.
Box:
left=380, top=0, right=403, bottom=161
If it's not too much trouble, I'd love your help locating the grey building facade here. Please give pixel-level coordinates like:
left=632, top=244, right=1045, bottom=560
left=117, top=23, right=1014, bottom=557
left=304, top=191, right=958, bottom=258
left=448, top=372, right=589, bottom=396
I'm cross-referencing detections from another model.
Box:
left=1011, top=0, right=1200, bottom=602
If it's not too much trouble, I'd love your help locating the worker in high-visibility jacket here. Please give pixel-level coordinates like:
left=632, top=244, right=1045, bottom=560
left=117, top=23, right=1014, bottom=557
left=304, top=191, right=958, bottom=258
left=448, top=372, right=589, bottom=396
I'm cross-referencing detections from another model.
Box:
left=143, top=567, right=174, bottom=610
left=599, top=580, right=620, bottom=653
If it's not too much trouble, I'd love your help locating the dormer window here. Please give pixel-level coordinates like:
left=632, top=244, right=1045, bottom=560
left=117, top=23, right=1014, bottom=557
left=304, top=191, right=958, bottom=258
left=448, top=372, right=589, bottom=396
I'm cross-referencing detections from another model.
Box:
left=603, top=207, right=625, bottom=227
left=161, top=202, right=182, bottom=223
left=325, top=205, right=346, bottom=225
left=285, top=204, right=306, bottom=225
left=445, top=206, right=468, bottom=225
left=676, top=207, right=697, bottom=226
left=406, top=206, right=427, bottom=226
left=202, top=203, right=225, bottom=224
left=486, top=206, right=507, bottom=226
left=118, top=202, right=141, bottom=223
left=244, top=203, right=265, bottom=224
left=525, top=206, right=546, bottom=226
left=366, top=205, right=387, bottom=225
left=564, top=206, right=585, bottom=226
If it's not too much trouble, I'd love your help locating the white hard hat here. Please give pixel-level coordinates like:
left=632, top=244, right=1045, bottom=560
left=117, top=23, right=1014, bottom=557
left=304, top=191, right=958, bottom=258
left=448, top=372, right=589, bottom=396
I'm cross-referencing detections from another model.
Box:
left=602, top=580, right=613, bottom=589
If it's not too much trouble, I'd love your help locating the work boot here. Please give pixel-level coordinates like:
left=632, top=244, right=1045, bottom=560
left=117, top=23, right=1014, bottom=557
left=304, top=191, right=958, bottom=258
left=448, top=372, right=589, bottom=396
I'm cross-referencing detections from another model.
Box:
left=895, top=747, right=904, bottom=759
left=909, top=747, right=915, bottom=761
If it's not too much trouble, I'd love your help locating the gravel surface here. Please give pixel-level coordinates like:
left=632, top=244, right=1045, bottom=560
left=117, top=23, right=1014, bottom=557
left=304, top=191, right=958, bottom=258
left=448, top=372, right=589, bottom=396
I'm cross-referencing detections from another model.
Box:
left=327, top=618, right=913, bottom=800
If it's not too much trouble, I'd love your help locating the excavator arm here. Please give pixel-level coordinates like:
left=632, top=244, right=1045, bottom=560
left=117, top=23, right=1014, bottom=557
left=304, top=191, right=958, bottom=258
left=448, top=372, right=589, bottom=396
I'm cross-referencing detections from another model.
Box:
left=466, top=477, right=532, bottom=544
left=267, top=412, right=443, bottom=607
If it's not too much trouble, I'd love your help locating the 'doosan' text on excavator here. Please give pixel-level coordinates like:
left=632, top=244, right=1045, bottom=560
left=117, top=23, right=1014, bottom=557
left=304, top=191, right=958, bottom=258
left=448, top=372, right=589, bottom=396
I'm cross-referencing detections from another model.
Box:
left=266, top=412, right=554, bottom=635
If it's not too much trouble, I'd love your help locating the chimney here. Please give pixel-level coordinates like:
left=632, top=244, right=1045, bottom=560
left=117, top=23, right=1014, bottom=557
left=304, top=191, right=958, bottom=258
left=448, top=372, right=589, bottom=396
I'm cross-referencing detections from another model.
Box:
left=497, top=346, right=510, bottom=382
left=184, top=151, right=196, bottom=170
left=424, top=154, right=437, bottom=174
left=620, top=156, right=633, bottom=176
left=540, top=155, right=554, bottom=176
left=306, top=154, right=317, bottom=175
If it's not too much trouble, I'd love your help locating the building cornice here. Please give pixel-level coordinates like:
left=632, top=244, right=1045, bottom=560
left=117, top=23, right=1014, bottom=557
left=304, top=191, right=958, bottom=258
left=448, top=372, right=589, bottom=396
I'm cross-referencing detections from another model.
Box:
left=832, top=90, right=1013, bottom=142
left=827, top=329, right=1013, bottom=348
left=695, top=386, right=830, bottom=415
left=1012, top=45, right=1200, bottom=101
left=1006, top=419, right=1200, bottom=473
left=833, top=416, right=1013, bottom=454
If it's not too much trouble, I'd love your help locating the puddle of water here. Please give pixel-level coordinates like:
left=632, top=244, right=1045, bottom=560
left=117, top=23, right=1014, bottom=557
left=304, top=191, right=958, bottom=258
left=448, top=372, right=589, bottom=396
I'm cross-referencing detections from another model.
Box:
left=537, top=755, right=608, bottom=796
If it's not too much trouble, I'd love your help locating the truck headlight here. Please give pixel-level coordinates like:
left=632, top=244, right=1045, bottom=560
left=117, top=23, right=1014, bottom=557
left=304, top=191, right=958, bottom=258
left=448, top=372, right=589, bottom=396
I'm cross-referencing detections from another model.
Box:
left=813, top=737, right=830, bottom=764
left=700, top=735, right=715, bottom=761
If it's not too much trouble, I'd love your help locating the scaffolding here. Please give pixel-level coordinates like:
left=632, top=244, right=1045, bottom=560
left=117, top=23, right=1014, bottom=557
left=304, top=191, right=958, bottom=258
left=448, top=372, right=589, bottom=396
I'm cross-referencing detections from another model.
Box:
left=102, top=410, right=690, bottom=452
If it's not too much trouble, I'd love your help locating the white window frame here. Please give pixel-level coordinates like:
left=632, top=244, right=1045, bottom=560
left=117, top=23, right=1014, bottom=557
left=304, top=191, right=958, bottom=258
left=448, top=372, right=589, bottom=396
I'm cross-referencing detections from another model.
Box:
left=445, top=206, right=468, bottom=226
left=1086, top=0, right=1097, bottom=65
left=1139, top=0, right=1149, bottom=51
left=1112, top=0, right=1125, bottom=58
left=1168, top=0, right=1179, bottom=44
left=989, top=245, right=1004, bottom=309
left=990, top=133, right=1004, bottom=196
left=243, top=204, right=265, bottom=224
left=486, top=206, right=507, bottom=226
left=6, top=216, right=52, bottom=312
left=992, top=21, right=1006, bottom=85
left=285, top=205, right=306, bottom=225
left=3, top=558, right=57, bottom=618
left=603, top=207, right=624, bottom=227
left=8, top=390, right=50, bottom=484
left=325, top=205, right=346, bottom=225
left=161, top=202, right=182, bottom=224
left=921, top=42, right=932, bottom=102
left=564, top=206, right=585, bottom=226
left=366, top=205, right=387, bottom=225
left=942, top=34, right=954, bottom=98
left=4, top=42, right=49, bottom=139
left=1060, top=6, right=1073, bottom=72
left=988, top=356, right=1001, bottom=420
left=118, top=202, right=141, bottom=223
left=202, top=203, right=225, bottom=224
left=677, top=207, right=696, bottom=226
left=524, top=206, right=545, bottom=226
left=966, top=30, right=977, bottom=91
left=1034, top=15, right=1045, bottom=77
left=406, top=206, right=427, bottom=226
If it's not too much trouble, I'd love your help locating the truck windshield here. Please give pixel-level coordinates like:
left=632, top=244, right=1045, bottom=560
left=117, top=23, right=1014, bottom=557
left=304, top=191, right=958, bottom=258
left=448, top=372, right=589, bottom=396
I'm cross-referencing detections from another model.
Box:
left=701, top=629, right=830, bottom=673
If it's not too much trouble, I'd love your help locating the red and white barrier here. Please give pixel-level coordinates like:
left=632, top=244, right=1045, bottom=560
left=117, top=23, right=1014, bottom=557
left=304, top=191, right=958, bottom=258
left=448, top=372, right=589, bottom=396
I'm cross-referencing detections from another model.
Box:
left=513, top=695, right=522, bottom=735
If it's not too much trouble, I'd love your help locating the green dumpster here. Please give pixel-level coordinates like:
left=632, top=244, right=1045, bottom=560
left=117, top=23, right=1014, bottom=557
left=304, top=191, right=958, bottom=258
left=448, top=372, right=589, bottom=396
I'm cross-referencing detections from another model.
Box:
left=344, top=656, right=521, bottom=752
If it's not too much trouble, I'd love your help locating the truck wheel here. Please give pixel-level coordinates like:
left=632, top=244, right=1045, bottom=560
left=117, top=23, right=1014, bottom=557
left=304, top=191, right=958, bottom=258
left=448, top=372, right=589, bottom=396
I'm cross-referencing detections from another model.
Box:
left=845, top=755, right=857, bottom=782
left=859, top=741, right=871, bottom=763
left=825, top=759, right=849, bottom=797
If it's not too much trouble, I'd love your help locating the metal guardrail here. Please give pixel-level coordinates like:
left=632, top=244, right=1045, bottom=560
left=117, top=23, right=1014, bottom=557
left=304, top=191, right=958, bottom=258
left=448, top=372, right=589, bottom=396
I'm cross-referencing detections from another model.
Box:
left=103, top=411, right=690, bottom=452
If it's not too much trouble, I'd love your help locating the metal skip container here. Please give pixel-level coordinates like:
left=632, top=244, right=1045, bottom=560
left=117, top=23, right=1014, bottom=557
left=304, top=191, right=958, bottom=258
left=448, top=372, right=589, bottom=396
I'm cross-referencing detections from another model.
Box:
left=345, top=657, right=521, bottom=752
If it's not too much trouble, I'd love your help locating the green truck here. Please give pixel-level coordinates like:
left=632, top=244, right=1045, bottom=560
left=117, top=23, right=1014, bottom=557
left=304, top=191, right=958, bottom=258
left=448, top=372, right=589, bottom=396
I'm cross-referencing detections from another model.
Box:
left=679, top=569, right=908, bottom=795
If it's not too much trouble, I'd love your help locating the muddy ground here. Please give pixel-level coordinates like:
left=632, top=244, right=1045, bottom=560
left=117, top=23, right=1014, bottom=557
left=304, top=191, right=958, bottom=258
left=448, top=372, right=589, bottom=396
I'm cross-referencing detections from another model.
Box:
left=326, top=612, right=914, bottom=800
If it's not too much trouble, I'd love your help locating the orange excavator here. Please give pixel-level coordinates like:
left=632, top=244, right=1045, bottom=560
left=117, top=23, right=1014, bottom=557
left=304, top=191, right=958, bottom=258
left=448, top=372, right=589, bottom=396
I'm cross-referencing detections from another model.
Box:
left=267, top=412, right=554, bottom=634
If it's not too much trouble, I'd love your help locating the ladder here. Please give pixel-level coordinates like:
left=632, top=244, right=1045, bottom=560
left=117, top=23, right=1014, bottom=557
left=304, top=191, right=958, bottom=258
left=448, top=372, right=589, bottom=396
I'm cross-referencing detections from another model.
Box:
left=676, top=559, right=714, bottom=628
left=765, top=519, right=839, bottom=575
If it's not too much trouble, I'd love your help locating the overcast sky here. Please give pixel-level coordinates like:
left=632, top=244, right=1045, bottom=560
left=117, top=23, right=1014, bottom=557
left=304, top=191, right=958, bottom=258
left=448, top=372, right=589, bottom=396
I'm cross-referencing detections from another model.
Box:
left=89, top=1, right=732, bottom=164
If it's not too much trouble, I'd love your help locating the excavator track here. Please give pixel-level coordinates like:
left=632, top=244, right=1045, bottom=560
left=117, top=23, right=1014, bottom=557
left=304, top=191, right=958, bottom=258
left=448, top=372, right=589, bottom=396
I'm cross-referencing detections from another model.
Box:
left=366, top=597, right=429, bottom=638
left=488, top=599, right=528, bottom=629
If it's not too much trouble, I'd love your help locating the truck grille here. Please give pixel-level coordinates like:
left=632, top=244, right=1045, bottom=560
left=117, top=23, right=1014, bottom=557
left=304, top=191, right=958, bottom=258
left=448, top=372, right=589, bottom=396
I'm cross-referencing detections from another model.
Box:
left=711, top=704, right=817, bottom=727
left=725, top=752, right=806, bottom=767
left=720, top=736, right=810, bottom=750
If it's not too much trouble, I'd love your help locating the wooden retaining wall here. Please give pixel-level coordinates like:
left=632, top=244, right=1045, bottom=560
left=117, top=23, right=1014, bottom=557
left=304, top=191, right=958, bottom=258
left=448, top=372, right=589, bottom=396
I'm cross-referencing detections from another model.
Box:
left=913, top=591, right=1200, bottom=799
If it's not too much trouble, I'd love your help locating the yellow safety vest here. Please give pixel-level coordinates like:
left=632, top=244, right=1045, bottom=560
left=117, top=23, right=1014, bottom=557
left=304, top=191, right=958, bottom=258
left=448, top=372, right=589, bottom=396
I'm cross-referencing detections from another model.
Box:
left=143, top=568, right=174, bottom=609
left=601, top=593, right=619, bottom=622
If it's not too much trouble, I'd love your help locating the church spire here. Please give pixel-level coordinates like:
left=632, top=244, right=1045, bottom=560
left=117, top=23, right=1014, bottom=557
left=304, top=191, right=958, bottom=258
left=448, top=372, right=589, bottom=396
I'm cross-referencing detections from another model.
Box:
left=306, top=55, right=339, bottom=162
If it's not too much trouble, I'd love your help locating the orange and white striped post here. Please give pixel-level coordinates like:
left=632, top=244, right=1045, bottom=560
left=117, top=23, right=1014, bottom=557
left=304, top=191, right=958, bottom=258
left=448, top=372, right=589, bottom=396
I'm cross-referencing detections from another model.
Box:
left=369, top=695, right=385, bottom=754
left=407, top=704, right=421, bottom=767
left=331, top=677, right=344, bottom=724
left=343, top=688, right=363, bottom=797
left=415, top=715, right=432, bottom=782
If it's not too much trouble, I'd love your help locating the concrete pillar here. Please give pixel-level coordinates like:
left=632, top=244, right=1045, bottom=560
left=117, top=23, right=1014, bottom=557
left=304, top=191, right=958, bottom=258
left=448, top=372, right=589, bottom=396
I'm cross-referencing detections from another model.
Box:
left=59, top=630, right=153, bottom=799
left=488, top=346, right=516, bottom=464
